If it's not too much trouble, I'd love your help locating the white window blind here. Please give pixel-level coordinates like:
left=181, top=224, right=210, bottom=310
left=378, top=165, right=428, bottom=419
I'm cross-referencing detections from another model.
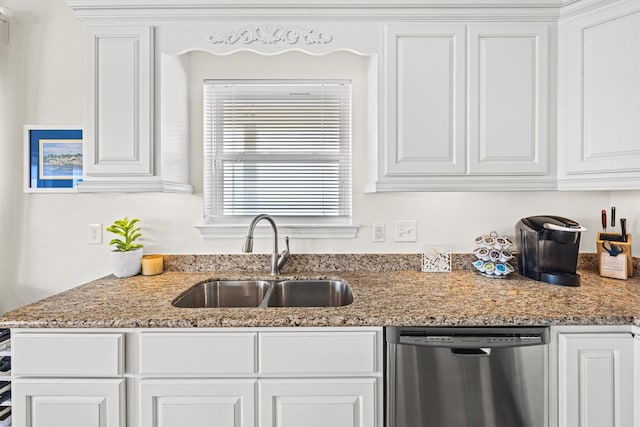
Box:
left=203, top=80, right=352, bottom=221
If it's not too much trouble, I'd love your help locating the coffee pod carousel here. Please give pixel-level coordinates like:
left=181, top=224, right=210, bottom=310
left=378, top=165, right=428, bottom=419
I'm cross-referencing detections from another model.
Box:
left=473, top=231, right=515, bottom=278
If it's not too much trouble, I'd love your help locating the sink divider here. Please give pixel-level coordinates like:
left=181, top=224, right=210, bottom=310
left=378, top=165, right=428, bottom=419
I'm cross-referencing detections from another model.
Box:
left=258, top=280, right=278, bottom=308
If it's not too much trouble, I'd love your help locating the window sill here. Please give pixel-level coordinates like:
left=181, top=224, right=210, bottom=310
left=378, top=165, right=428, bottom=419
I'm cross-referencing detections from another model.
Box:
left=196, top=223, right=360, bottom=239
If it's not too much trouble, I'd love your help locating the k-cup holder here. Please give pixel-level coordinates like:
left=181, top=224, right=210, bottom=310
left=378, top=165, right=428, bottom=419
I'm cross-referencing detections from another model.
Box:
left=473, top=231, right=515, bottom=278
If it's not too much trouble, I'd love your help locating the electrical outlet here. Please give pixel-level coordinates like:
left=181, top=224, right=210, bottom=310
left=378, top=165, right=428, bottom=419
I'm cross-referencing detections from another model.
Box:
left=395, top=220, right=417, bottom=242
left=88, top=223, right=102, bottom=244
left=372, top=223, right=385, bottom=242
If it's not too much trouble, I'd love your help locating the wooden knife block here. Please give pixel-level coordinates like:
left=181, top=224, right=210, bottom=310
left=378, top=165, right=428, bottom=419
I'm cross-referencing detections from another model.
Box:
left=597, top=232, right=632, bottom=279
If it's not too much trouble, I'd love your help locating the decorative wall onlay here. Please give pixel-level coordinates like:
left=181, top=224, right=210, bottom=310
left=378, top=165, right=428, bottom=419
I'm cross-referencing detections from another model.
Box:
left=208, top=23, right=332, bottom=45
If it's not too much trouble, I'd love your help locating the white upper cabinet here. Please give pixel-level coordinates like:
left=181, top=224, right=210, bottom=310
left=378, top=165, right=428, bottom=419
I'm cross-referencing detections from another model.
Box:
left=68, top=0, right=638, bottom=193
left=383, top=24, right=467, bottom=178
left=375, top=22, right=554, bottom=191
left=79, top=24, right=193, bottom=193
left=558, top=0, right=640, bottom=190
left=468, top=24, right=550, bottom=176
left=84, top=25, right=154, bottom=178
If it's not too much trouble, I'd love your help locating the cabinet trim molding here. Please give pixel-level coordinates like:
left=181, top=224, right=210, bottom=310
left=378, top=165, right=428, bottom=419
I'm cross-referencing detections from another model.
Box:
left=367, top=176, right=558, bottom=192
left=209, top=23, right=333, bottom=45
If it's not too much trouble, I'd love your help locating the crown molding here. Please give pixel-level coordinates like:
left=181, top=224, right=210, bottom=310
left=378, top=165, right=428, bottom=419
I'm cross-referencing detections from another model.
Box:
left=67, top=0, right=567, bottom=22
left=558, top=0, right=621, bottom=18
left=66, top=0, right=616, bottom=24
left=67, top=0, right=564, bottom=8
left=67, top=0, right=619, bottom=22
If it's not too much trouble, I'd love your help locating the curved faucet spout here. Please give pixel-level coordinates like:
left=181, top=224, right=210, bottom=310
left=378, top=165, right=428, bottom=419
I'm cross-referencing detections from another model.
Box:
left=242, top=214, right=290, bottom=275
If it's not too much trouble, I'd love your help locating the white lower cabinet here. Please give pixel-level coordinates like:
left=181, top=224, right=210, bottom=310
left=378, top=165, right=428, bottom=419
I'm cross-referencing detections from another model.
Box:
left=13, top=326, right=640, bottom=427
left=138, top=328, right=383, bottom=427
left=554, top=327, right=635, bottom=427
left=12, top=378, right=125, bottom=427
left=11, top=331, right=126, bottom=427
left=259, top=379, right=376, bottom=427
left=140, top=379, right=256, bottom=427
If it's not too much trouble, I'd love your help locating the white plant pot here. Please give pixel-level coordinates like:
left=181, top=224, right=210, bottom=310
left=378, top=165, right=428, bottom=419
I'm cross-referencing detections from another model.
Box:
left=110, top=248, right=143, bottom=278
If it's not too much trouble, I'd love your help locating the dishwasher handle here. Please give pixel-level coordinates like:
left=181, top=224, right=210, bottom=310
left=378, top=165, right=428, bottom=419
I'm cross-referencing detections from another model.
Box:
left=451, top=347, right=491, bottom=357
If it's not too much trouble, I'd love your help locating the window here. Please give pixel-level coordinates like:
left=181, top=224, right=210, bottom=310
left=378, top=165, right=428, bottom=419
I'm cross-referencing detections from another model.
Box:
left=203, top=80, right=352, bottom=223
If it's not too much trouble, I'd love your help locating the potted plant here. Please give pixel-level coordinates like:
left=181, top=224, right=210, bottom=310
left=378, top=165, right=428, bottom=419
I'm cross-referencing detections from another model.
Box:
left=107, top=217, right=144, bottom=278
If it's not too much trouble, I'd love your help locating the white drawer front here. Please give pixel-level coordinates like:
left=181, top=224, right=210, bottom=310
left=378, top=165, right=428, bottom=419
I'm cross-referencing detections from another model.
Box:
left=140, top=332, right=256, bottom=376
left=259, top=331, right=379, bottom=375
left=12, top=333, right=123, bottom=377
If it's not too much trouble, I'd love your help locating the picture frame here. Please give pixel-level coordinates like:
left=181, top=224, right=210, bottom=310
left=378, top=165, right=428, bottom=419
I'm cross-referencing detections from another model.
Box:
left=24, top=125, right=83, bottom=193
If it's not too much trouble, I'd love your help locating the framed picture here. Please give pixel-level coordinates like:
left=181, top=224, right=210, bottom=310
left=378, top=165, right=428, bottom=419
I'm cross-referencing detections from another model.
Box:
left=24, top=125, right=83, bottom=193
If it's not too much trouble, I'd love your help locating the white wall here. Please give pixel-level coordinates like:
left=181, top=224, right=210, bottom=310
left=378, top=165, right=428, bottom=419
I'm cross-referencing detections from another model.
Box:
left=0, top=0, right=637, bottom=313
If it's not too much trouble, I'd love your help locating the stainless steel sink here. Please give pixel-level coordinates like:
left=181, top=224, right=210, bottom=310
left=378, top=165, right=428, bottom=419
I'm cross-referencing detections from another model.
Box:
left=172, top=279, right=354, bottom=308
left=172, top=280, right=271, bottom=308
left=267, top=280, right=354, bottom=307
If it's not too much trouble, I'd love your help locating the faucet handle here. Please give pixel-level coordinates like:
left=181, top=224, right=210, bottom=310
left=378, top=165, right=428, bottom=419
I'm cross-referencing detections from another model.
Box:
left=277, top=236, right=290, bottom=271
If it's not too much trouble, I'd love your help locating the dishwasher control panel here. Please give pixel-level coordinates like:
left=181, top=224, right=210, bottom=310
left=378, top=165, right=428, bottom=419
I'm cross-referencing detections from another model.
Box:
left=390, top=326, right=549, bottom=348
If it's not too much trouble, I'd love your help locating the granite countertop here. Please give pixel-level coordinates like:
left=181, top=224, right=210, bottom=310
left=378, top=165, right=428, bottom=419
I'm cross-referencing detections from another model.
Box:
left=1, top=254, right=640, bottom=328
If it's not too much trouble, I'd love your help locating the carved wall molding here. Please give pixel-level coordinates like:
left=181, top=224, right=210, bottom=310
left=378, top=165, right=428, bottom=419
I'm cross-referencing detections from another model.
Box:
left=209, top=23, right=332, bottom=45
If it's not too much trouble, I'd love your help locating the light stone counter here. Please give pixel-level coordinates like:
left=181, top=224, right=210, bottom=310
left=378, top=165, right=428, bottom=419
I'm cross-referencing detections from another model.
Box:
left=1, top=253, right=639, bottom=328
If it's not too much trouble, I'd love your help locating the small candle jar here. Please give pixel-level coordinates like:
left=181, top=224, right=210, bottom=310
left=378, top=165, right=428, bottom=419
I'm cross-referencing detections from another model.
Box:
left=141, top=254, right=163, bottom=276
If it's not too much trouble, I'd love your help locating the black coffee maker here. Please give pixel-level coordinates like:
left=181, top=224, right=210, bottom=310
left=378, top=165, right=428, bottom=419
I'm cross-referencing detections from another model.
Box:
left=515, top=215, right=585, bottom=286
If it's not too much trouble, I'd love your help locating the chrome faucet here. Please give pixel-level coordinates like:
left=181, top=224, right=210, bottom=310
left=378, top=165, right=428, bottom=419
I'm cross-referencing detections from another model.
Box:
left=242, top=214, right=290, bottom=275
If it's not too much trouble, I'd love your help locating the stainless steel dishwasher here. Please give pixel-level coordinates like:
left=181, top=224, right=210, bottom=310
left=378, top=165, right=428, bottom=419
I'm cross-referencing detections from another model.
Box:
left=386, top=326, right=549, bottom=427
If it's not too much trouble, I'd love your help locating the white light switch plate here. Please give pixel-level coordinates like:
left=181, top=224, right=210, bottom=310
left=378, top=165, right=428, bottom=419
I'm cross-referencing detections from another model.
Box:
left=395, top=220, right=417, bottom=242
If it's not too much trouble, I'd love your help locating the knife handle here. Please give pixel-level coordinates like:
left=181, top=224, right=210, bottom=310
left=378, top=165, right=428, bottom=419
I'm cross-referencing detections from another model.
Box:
left=601, top=209, right=607, bottom=231
left=611, top=206, right=616, bottom=228
left=621, top=218, right=627, bottom=239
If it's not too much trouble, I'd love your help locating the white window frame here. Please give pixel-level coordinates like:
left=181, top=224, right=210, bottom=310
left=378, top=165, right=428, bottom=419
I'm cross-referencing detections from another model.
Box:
left=197, top=79, right=359, bottom=239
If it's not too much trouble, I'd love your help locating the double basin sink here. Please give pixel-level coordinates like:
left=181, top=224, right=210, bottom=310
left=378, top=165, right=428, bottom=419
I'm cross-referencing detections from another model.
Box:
left=172, top=279, right=354, bottom=308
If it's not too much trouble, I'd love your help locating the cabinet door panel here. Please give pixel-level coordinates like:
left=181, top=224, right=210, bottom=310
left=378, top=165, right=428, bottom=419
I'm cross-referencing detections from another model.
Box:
left=563, top=3, right=640, bottom=175
left=140, top=379, right=256, bottom=427
left=384, top=24, right=466, bottom=176
left=260, top=379, right=377, bottom=427
left=558, top=333, right=634, bottom=427
left=12, top=379, right=124, bottom=427
left=85, top=25, right=154, bottom=177
left=469, top=24, right=549, bottom=175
